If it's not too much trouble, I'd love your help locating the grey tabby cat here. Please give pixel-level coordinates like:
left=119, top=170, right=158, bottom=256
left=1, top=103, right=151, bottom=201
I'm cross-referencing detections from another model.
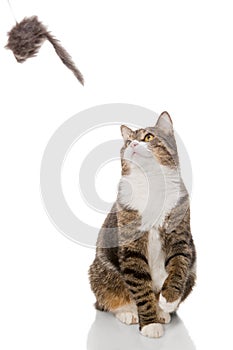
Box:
left=89, top=112, right=196, bottom=338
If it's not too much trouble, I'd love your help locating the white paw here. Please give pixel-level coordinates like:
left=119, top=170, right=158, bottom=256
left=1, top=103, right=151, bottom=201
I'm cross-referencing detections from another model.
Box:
left=115, top=311, right=139, bottom=325
left=159, top=294, right=181, bottom=313
left=158, top=310, right=171, bottom=324
left=141, top=323, right=164, bottom=338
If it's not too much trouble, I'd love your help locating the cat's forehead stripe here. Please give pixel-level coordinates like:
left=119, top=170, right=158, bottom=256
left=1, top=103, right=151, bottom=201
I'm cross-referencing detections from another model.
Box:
left=135, top=129, right=147, bottom=137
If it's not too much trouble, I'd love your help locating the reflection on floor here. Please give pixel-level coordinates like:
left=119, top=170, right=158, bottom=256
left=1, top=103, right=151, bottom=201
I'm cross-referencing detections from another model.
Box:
left=87, top=310, right=196, bottom=350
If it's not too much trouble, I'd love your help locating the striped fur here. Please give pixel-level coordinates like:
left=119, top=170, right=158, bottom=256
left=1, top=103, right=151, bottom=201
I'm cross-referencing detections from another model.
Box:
left=89, top=112, right=196, bottom=338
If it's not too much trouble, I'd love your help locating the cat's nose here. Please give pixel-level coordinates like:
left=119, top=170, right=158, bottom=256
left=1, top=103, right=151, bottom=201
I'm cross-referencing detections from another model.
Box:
left=131, top=141, right=139, bottom=148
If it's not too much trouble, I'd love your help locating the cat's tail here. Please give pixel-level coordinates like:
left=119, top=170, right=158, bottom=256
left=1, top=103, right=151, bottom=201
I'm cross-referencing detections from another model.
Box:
left=45, top=32, right=84, bottom=85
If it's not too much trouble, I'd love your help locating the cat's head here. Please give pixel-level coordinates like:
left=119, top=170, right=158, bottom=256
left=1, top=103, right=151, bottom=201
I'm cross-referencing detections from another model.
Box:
left=120, top=112, right=179, bottom=174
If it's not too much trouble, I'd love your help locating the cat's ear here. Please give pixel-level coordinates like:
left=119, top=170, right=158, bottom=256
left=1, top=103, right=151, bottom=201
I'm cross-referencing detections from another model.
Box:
left=155, top=111, right=173, bottom=134
left=120, top=125, right=132, bottom=141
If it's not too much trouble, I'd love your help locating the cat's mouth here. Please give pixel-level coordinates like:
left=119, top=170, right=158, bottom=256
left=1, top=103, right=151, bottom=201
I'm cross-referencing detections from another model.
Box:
left=124, top=144, right=152, bottom=162
left=132, top=146, right=151, bottom=157
left=131, top=149, right=142, bottom=157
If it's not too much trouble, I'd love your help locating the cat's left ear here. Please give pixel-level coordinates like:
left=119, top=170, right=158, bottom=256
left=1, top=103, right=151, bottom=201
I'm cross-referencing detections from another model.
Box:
left=155, top=111, right=173, bottom=134
left=120, top=125, right=132, bottom=141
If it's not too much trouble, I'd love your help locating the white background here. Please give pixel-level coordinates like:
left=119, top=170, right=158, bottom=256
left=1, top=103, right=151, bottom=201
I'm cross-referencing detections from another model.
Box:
left=0, top=1, right=233, bottom=349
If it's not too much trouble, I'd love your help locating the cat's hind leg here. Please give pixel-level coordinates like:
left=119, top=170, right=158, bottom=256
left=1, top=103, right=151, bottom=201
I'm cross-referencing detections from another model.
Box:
left=112, top=302, right=139, bottom=325
left=89, top=257, right=132, bottom=314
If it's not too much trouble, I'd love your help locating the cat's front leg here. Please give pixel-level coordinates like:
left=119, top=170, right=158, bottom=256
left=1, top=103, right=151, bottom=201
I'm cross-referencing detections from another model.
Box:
left=119, top=243, right=163, bottom=338
left=159, top=253, right=191, bottom=313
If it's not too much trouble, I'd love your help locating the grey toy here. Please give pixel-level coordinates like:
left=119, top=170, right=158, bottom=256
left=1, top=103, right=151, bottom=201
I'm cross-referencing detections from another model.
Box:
left=6, top=16, right=84, bottom=85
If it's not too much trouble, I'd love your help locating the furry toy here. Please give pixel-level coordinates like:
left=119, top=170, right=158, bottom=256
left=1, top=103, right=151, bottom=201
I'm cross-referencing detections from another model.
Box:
left=6, top=16, right=84, bottom=85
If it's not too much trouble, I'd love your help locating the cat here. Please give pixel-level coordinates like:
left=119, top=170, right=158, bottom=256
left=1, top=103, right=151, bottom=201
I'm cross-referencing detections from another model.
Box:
left=89, top=112, right=196, bottom=338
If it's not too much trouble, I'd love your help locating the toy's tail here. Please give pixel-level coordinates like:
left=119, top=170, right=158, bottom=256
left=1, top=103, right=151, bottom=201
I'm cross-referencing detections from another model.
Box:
left=46, top=32, right=84, bottom=85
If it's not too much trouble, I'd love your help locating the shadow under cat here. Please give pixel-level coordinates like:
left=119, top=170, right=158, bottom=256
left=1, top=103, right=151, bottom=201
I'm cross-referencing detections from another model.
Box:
left=87, top=311, right=196, bottom=350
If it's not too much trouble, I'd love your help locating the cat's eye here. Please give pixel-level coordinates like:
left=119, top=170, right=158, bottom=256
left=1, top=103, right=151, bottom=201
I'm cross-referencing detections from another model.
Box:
left=144, top=133, right=154, bottom=142
left=125, top=140, right=131, bottom=147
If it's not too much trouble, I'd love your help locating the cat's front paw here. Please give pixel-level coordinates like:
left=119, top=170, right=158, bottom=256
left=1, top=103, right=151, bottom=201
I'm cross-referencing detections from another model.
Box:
left=115, top=311, right=139, bottom=325
left=158, top=309, right=171, bottom=324
left=159, top=293, right=181, bottom=313
left=140, top=323, right=164, bottom=338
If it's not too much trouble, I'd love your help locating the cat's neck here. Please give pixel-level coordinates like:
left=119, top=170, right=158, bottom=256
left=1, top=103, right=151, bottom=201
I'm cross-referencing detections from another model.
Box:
left=118, top=162, right=187, bottom=231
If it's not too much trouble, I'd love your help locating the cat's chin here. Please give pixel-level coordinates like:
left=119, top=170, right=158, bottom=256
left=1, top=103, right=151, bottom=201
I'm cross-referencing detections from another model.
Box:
left=131, top=154, right=153, bottom=168
left=129, top=151, right=152, bottom=161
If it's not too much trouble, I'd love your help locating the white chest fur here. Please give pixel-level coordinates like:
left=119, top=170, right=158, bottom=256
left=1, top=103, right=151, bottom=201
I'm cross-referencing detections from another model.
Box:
left=119, top=162, right=181, bottom=231
left=147, top=227, right=168, bottom=293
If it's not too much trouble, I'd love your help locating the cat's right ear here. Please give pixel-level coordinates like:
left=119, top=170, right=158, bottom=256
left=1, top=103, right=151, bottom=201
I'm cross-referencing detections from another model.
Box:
left=120, top=125, right=132, bottom=141
left=155, top=111, right=173, bottom=135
